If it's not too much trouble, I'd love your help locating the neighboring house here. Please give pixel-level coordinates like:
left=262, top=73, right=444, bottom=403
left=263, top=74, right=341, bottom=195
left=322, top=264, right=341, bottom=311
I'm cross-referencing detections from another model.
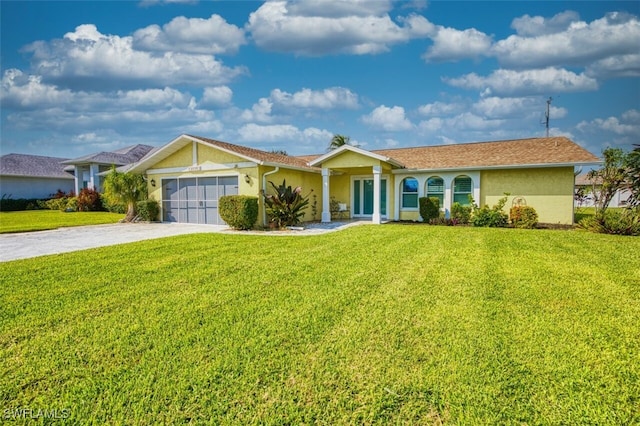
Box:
left=129, top=134, right=600, bottom=226
left=62, top=144, right=155, bottom=194
left=0, top=153, right=74, bottom=199
left=574, top=173, right=630, bottom=208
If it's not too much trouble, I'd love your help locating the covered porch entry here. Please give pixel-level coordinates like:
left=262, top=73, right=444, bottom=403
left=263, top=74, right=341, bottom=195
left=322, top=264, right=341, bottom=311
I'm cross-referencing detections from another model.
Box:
left=309, top=145, right=403, bottom=224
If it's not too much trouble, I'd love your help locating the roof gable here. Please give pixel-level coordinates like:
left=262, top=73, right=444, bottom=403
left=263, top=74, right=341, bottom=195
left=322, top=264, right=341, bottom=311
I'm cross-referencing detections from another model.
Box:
left=130, top=134, right=318, bottom=173
left=309, top=145, right=404, bottom=168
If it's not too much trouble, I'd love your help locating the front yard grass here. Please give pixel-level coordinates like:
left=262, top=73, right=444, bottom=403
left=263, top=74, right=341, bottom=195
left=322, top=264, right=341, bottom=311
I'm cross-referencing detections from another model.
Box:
left=1, top=225, right=639, bottom=424
left=0, top=210, right=123, bottom=233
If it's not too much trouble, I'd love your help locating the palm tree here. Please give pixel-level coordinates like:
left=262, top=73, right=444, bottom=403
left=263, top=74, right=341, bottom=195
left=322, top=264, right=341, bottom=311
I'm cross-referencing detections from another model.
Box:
left=103, top=166, right=148, bottom=222
left=328, top=134, right=351, bottom=151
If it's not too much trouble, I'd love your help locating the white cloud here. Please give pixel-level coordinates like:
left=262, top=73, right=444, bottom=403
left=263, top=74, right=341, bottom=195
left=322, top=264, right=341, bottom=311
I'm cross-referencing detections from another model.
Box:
left=1, top=69, right=74, bottom=108
left=270, top=87, right=359, bottom=109
left=577, top=109, right=640, bottom=136
left=1, top=69, right=196, bottom=111
left=418, top=117, right=444, bottom=132
left=247, top=1, right=433, bottom=55
left=586, top=53, right=640, bottom=79
left=23, top=24, right=246, bottom=88
left=200, top=86, right=233, bottom=108
left=286, top=0, right=393, bottom=18
left=445, top=67, right=598, bottom=96
left=417, top=101, right=464, bottom=116
left=133, top=14, right=246, bottom=55
left=235, top=123, right=332, bottom=145
left=492, top=12, right=640, bottom=69
left=511, top=11, right=580, bottom=36
left=240, top=98, right=274, bottom=123
left=362, top=105, right=413, bottom=131
left=423, top=26, right=492, bottom=62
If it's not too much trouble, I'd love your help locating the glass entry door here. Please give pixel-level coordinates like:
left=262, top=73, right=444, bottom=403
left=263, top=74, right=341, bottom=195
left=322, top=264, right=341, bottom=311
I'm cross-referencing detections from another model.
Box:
left=353, top=178, right=387, bottom=217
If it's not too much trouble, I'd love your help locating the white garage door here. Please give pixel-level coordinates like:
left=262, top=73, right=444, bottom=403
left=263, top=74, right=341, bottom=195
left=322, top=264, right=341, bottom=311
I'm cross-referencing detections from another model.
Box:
left=161, top=176, right=238, bottom=225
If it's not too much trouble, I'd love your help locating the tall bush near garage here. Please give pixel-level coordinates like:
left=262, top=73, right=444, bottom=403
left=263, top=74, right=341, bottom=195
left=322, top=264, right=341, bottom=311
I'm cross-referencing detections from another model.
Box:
left=103, top=166, right=147, bottom=222
left=219, top=196, right=258, bottom=230
left=136, top=199, right=160, bottom=222
left=263, top=180, right=310, bottom=228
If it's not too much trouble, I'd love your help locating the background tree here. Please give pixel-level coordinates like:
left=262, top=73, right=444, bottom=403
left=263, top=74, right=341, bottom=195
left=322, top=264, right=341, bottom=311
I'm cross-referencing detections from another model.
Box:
left=328, top=134, right=350, bottom=151
left=103, top=166, right=148, bottom=222
left=586, top=147, right=627, bottom=215
left=625, top=144, right=640, bottom=208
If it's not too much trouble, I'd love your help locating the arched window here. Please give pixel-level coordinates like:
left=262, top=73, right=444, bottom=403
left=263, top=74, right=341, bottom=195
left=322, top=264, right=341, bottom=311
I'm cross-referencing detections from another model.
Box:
left=453, top=176, right=472, bottom=205
left=426, top=177, right=444, bottom=207
left=401, top=177, right=419, bottom=208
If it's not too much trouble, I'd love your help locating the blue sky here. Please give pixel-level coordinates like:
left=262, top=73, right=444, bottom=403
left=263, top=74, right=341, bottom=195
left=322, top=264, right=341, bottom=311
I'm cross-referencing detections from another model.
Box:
left=1, top=1, right=639, bottom=159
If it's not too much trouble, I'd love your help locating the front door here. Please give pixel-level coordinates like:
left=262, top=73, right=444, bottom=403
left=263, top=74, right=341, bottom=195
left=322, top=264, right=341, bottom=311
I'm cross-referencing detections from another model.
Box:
left=353, top=178, right=387, bottom=217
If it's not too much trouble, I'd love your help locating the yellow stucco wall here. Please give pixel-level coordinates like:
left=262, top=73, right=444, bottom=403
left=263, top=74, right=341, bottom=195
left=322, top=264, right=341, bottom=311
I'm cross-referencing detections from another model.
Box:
left=260, top=167, right=322, bottom=222
left=322, top=151, right=382, bottom=169
left=481, top=167, right=575, bottom=224
left=153, top=143, right=194, bottom=169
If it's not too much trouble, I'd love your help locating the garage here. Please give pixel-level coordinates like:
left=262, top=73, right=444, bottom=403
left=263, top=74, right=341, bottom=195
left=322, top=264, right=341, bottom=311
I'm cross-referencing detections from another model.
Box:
left=161, top=176, right=238, bottom=225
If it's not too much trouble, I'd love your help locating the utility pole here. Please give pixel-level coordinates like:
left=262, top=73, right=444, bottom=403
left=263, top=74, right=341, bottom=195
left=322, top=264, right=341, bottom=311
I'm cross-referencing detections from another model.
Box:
left=545, top=97, right=552, bottom=138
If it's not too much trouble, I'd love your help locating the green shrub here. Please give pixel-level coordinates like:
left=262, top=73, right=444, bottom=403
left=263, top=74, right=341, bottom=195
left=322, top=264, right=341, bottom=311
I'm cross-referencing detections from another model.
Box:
left=219, top=195, right=259, bottom=230
left=0, top=196, right=44, bottom=211
left=77, top=188, right=103, bottom=212
left=103, top=198, right=126, bottom=214
left=510, top=205, right=539, bottom=229
left=579, top=209, right=640, bottom=236
left=263, top=180, right=310, bottom=228
left=419, top=197, right=440, bottom=222
left=44, top=196, right=75, bottom=211
left=451, top=202, right=472, bottom=224
left=136, top=199, right=160, bottom=222
left=471, top=194, right=509, bottom=227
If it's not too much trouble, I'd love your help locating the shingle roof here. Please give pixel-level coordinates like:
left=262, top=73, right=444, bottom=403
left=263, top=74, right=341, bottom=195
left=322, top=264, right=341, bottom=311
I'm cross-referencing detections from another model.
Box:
left=63, top=144, right=155, bottom=166
left=300, top=137, right=600, bottom=170
left=0, top=154, right=74, bottom=179
left=373, top=137, right=600, bottom=169
left=190, top=135, right=318, bottom=170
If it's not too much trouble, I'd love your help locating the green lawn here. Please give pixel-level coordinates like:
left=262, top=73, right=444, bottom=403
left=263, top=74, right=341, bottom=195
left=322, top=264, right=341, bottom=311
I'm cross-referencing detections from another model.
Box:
left=0, top=210, right=123, bottom=233
left=1, top=225, right=639, bottom=424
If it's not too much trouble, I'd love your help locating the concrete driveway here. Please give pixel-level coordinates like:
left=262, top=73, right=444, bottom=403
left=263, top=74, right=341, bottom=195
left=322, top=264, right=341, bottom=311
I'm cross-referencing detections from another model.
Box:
left=0, top=220, right=368, bottom=262
left=0, top=223, right=226, bottom=262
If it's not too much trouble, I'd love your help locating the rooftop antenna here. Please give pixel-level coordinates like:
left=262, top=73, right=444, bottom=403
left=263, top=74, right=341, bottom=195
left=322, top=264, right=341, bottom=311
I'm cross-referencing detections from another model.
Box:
left=544, top=96, right=552, bottom=138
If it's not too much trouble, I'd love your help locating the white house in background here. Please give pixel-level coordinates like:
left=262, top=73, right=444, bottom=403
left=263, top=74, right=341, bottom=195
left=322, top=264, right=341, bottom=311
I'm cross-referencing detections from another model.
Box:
left=0, top=153, right=74, bottom=199
left=62, top=144, right=155, bottom=194
left=574, top=173, right=630, bottom=208
left=0, top=144, right=156, bottom=200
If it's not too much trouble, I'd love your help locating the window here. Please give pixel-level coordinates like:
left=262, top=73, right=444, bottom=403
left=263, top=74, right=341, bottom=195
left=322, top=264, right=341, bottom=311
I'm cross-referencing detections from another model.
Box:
left=401, top=177, right=418, bottom=208
left=453, top=176, right=472, bottom=205
left=426, top=177, right=444, bottom=207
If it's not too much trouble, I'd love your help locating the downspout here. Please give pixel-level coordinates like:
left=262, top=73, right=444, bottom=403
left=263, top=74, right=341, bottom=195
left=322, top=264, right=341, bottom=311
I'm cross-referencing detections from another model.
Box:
left=262, top=166, right=279, bottom=227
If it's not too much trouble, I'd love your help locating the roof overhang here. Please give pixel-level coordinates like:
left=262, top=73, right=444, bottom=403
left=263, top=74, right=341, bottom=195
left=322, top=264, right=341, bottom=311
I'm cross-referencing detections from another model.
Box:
left=309, top=145, right=405, bottom=168
left=392, top=160, right=603, bottom=174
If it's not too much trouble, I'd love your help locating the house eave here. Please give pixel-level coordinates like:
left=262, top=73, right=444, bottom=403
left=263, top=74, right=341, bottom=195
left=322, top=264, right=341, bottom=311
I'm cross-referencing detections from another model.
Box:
left=392, top=160, right=603, bottom=174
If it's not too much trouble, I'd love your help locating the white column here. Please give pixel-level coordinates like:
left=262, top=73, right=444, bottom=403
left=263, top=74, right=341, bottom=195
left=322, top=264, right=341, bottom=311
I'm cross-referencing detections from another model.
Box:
left=321, top=168, right=331, bottom=223
left=372, top=165, right=382, bottom=224
left=444, top=176, right=453, bottom=218
left=72, top=165, right=81, bottom=195
left=89, top=164, right=100, bottom=191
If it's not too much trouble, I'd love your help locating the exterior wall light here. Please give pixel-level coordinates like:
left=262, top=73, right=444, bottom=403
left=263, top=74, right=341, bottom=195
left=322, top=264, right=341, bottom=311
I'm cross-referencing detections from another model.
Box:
left=244, top=174, right=251, bottom=184
left=150, top=179, right=156, bottom=187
